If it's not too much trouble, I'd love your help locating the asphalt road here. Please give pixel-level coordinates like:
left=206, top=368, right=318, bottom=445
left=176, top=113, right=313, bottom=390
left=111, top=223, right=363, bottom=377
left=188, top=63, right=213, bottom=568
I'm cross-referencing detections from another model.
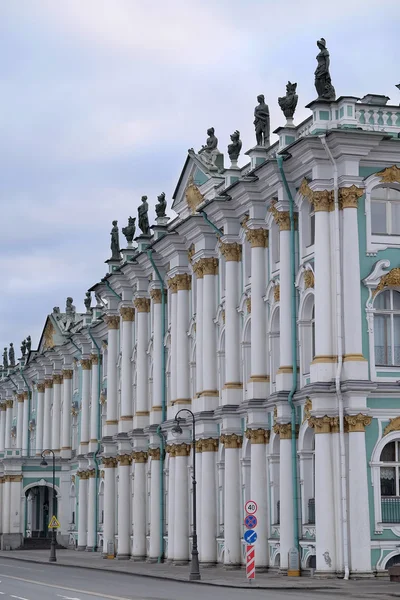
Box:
left=0, top=559, right=395, bottom=600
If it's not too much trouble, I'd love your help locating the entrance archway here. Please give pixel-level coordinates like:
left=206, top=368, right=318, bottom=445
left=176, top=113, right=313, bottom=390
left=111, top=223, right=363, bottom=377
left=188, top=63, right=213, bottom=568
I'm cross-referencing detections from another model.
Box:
left=25, top=485, right=58, bottom=538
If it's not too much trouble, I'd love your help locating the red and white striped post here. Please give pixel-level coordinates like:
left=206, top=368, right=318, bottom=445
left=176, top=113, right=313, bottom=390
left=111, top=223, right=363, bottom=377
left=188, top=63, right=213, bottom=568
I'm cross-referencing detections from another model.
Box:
left=246, top=544, right=255, bottom=579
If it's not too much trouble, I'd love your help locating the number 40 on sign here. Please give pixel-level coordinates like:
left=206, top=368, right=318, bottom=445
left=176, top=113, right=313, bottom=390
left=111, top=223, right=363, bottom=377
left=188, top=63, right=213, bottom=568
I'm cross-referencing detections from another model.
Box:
left=245, top=500, right=257, bottom=515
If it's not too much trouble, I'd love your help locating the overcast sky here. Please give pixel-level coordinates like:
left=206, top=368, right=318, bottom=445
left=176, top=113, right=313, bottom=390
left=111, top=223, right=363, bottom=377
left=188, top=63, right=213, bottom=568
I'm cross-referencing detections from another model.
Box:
left=0, top=0, right=399, bottom=354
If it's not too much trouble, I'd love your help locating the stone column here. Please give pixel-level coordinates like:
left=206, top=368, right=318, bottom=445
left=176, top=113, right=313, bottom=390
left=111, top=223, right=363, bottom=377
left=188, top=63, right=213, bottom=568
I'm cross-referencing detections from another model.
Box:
left=167, top=446, right=176, bottom=561
left=89, top=354, right=101, bottom=452
left=52, top=374, right=62, bottom=454
left=0, top=403, right=6, bottom=452
left=16, top=394, right=24, bottom=450
left=193, top=263, right=203, bottom=397
left=148, top=448, right=161, bottom=561
left=173, top=443, right=190, bottom=563
left=22, top=391, right=29, bottom=456
left=5, top=399, right=13, bottom=449
left=219, top=243, right=242, bottom=404
left=246, top=229, right=269, bottom=398
left=150, top=290, right=165, bottom=424
left=133, top=299, right=150, bottom=428
left=86, top=469, right=97, bottom=550
left=340, top=187, right=368, bottom=378
left=43, top=379, right=53, bottom=451
left=175, top=275, right=191, bottom=408
left=345, top=413, right=372, bottom=574
left=117, top=454, right=132, bottom=559
left=9, top=474, right=22, bottom=534
left=200, top=438, right=218, bottom=564
left=132, top=451, right=147, bottom=560
left=61, top=369, right=73, bottom=458
left=201, top=259, right=219, bottom=408
left=247, top=428, right=269, bottom=568
left=102, top=457, right=117, bottom=557
left=274, top=423, right=293, bottom=571
left=119, top=307, right=135, bottom=432
left=2, top=476, right=10, bottom=534
left=104, top=315, right=120, bottom=437
left=168, top=279, right=178, bottom=409
left=221, top=434, right=242, bottom=566
left=77, top=471, right=89, bottom=550
left=309, top=416, right=336, bottom=574
left=80, top=360, right=92, bottom=452
left=35, top=383, right=45, bottom=455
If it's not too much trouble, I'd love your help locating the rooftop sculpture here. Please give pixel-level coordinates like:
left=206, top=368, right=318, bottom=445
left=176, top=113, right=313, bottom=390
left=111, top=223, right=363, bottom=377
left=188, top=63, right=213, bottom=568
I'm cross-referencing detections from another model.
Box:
left=314, top=38, right=336, bottom=101
left=3, top=348, right=8, bottom=370
left=8, top=343, right=15, bottom=367
left=254, top=95, right=270, bottom=147
left=198, top=128, right=221, bottom=169
left=84, top=291, right=92, bottom=313
left=138, top=196, right=150, bottom=235
left=278, top=82, right=298, bottom=124
left=122, top=216, right=136, bottom=244
left=155, top=192, right=167, bottom=219
left=110, top=220, right=121, bottom=260
left=227, top=130, right=242, bottom=165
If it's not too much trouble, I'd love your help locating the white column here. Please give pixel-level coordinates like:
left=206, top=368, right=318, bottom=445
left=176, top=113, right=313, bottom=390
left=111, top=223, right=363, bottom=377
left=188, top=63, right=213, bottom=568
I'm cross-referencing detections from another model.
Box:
left=176, top=275, right=191, bottom=406
left=222, top=434, right=242, bottom=566
left=35, top=384, right=45, bottom=455
left=77, top=472, right=88, bottom=550
left=132, top=452, right=147, bottom=559
left=61, top=369, right=73, bottom=458
left=346, top=413, right=372, bottom=574
left=5, top=400, right=13, bottom=449
left=247, top=230, right=269, bottom=396
left=133, top=299, right=150, bottom=428
left=202, top=259, right=218, bottom=399
left=193, top=265, right=203, bottom=396
left=104, top=316, right=120, bottom=437
left=43, top=380, right=52, bottom=451
left=309, top=416, right=336, bottom=574
left=102, top=458, right=117, bottom=557
left=277, top=224, right=293, bottom=390
left=200, top=438, right=218, bottom=564
left=117, top=454, right=132, bottom=559
left=0, top=404, right=6, bottom=452
left=150, top=291, right=164, bottom=424
left=119, top=307, right=134, bottom=432
left=167, top=448, right=176, bottom=560
left=173, top=443, right=190, bottom=563
left=331, top=426, right=343, bottom=571
left=278, top=425, right=294, bottom=570
left=22, top=392, right=29, bottom=456
left=80, top=360, right=91, bottom=451
left=248, top=429, right=269, bottom=567
left=220, top=244, right=242, bottom=404
left=2, top=477, right=10, bottom=534
left=10, top=475, right=22, bottom=533
left=89, top=354, right=100, bottom=452
left=149, top=448, right=161, bottom=560
left=16, top=395, right=24, bottom=449
left=52, top=375, right=62, bottom=454
left=169, top=282, right=178, bottom=408
left=87, top=469, right=97, bottom=550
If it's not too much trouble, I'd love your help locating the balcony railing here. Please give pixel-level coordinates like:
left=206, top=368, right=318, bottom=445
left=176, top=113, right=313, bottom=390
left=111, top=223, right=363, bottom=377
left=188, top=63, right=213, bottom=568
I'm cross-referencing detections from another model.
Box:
left=382, top=497, right=400, bottom=523
left=308, top=498, right=315, bottom=524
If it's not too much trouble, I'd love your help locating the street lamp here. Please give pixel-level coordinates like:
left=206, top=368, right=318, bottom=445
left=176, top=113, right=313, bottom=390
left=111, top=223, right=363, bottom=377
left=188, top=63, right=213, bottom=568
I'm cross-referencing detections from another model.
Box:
left=171, top=409, right=200, bottom=581
left=40, top=449, right=57, bottom=562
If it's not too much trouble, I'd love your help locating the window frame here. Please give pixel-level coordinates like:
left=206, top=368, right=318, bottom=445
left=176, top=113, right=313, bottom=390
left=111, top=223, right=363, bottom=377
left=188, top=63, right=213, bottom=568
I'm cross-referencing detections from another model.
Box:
left=373, top=290, right=400, bottom=368
left=365, top=175, right=400, bottom=253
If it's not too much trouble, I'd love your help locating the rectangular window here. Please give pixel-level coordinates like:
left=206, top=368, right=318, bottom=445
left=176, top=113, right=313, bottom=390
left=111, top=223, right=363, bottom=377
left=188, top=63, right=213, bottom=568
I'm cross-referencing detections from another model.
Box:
left=374, top=314, right=392, bottom=365
left=371, top=201, right=387, bottom=234
left=392, top=202, right=400, bottom=234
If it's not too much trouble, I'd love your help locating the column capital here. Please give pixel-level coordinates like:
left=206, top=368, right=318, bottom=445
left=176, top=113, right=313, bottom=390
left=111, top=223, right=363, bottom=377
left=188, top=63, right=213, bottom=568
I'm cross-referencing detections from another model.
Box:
left=192, top=261, right=204, bottom=279
left=166, top=444, right=176, bottom=457
left=199, top=438, right=219, bottom=452
left=78, top=470, right=90, bottom=480
left=120, top=306, right=135, bottom=321
left=6, top=399, right=13, bottom=409
left=174, top=443, right=191, bottom=457
left=91, top=353, right=101, bottom=365
left=53, top=374, right=63, bottom=384
left=44, top=379, right=53, bottom=389
left=102, top=456, right=118, bottom=468
left=175, top=273, right=191, bottom=291
left=339, top=185, right=364, bottom=209
left=167, top=276, right=178, bottom=293
left=62, top=369, right=73, bottom=380
left=245, top=428, right=270, bottom=444
left=273, top=422, right=292, bottom=439
left=269, top=201, right=291, bottom=230
left=149, top=289, right=166, bottom=304
left=17, top=393, right=24, bottom=403
left=36, top=382, right=45, bottom=393
left=299, top=178, right=334, bottom=212
left=118, top=454, right=133, bottom=466
left=308, top=415, right=332, bottom=434
left=245, top=228, right=269, bottom=248
left=0, top=403, right=6, bottom=411
left=219, top=241, right=242, bottom=262
left=132, top=451, right=148, bottom=463
left=148, top=447, right=161, bottom=460
left=6, top=474, right=23, bottom=483
left=199, top=257, right=219, bottom=276
left=104, top=314, right=120, bottom=329
left=23, top=391, right=29, bottom=400
left=88, top=469, right=96, bottom=478
left=134, top=297, right=150, bottom=313
left=345, top=413, right=372, bottom=433
left=81, top=359, right=92, bottom=370
left=220, top=433, right=242, bottom=449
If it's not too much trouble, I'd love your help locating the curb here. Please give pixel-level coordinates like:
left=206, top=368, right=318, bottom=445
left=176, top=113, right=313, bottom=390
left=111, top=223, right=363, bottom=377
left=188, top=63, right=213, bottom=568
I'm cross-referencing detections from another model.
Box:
left=0, top=555, right=344, bottom=591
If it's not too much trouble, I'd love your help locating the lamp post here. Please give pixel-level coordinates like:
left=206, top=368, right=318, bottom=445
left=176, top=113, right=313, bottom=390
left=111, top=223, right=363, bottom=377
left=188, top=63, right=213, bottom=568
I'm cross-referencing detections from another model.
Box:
left=171, top=409, right=200, bottom=581
left=40, top=449, right=57, bottom=562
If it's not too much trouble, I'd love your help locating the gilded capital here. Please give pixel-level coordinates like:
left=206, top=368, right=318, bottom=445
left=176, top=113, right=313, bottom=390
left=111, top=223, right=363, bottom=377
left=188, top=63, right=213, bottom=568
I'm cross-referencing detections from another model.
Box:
left=102, top=457, right=118, bottom=468
left=78, top=470, right=90, bottom=480
left=36, top=382, right=45, bottom=394
left=269, top=201, right=291, bottom=230
left=166, top=444, right=176, bottom=457
left=167, top=276, right=178, bottom=293
left=273, top=423, right=292, bottom=440
left=104, top=315, right=120, bottom=330
left=339, top=185, right=364, bottom=209
left=120, top=306, right=135, bottom=321
left=174, top=443, right=191, bottom=457
left=134, top=297, right=150, bottom=313
left=132, top=451, right=148, bottom=463
left=308, top=415, right=331, bottom=434
left=220, top=433, right=242, bottom=449
left=81, top=359, right=92, bottom=371
left=200, top=257, right=219, bottom=276
left=192, top=261, right=204, bottom=279
left=148, top=448, right=161, bottom=460
left=219, top=242, right=242, bottom=262
left=118, top=454, right=132, bottom=466
left=23, top=391, right=28, bottom=400
left=150, top=289, right=166, bottom=304
left=304, top=270, right=315, bottom=289
left=200, top=438, right=219, bottom=452
left=17, top=393, right=24, bottom=403
left=91, top=353, right=101, bottom=365
left=0, top=403, right=6, bottom=411
left=63, top=369, right=73, bottom=380
left=245, top=428, right=270, bottom=444
left=312, top=190, right=334, bottom=212
left=44, top=379, right=53, bottom=389
left=245, top=228, right=269, bottom=248
left=6, top=399, right=13, bottom=409
left=53, top=374, right=63, bottom=384
left=274, top=284, right=280, bottom=303
left=88, top=469, right=96, bottom=478
left=345, top=413, right=372, bottom=433
left=175, top=273, right=191, bottom=291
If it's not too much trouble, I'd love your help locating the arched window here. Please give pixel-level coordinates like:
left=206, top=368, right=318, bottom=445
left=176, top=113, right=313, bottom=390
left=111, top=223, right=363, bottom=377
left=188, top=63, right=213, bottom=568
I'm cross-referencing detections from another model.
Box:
left=299, top=293, right=315, bottom=377
left=371, top=186, right=400, bottom=235
left=270, top=309, right=280, bottom=385
left=374, top=290, right=400, bottom=366
left=380, top=440, right=400, bottom=523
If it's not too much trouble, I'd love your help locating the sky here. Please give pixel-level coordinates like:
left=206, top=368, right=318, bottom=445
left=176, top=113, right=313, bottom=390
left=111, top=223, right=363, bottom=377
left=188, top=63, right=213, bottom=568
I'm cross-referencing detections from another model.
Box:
left=0, top=0, right=399, bottom=354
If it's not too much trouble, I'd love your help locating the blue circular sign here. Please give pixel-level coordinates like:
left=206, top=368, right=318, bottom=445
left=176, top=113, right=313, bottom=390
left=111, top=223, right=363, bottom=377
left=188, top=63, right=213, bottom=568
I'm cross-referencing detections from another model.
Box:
left=244, top=514, right=257, bottom=529
left=244, top=529, right=258, bottom=544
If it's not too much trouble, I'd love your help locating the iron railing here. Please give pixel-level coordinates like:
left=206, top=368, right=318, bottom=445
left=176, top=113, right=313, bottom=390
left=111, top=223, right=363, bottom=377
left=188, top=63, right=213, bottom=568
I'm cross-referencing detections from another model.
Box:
left=382, top=497, right=400, bottom=523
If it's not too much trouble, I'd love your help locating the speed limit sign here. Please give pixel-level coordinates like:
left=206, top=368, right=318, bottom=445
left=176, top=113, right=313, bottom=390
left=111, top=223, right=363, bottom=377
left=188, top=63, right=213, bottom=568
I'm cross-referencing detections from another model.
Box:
left=245, top=500, right=258, bottom=515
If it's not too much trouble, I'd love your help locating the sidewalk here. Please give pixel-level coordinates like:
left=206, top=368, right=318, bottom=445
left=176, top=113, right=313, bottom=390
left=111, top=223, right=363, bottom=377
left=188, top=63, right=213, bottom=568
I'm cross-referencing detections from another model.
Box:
left=0, top=549, right=397, bottom=594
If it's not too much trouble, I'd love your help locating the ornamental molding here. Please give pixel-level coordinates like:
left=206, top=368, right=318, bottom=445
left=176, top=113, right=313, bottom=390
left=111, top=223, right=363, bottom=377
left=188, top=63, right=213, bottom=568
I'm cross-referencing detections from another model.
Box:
left=219, top=241, right=242, bottom=262
left=303, top=398, right=312, bottom=423
left=104, top=315, right=120, bottom=330
left=374, top=268, right=400, bottom=297
left=185, top=176, right=204, bottom=214
left=246, top=297, right=251, bottom=314
left=43, top=319, right=55, bottom=350
left=304, top=270, right=315, bottom=290
left=384, top=417, right=400, bottom=436
left=274, top=284, right=280, bottom=303
left=377, top=164, right=400, bottom=183
left=362, top=259, right=392, bottom=307
left=120, top=306, right=135, bottom=321
left=134, top=297, right=150, bottom=313
left=187, top=243, right=195, bottom=263
left=245, top=428, right=270, bottom=445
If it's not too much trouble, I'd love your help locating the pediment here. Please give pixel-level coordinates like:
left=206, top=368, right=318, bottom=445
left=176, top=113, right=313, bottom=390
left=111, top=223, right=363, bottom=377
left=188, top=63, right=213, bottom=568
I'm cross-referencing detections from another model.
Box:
left=36, top=315, right=65, bottom=354
left=171, top=151, right=211, bottom=218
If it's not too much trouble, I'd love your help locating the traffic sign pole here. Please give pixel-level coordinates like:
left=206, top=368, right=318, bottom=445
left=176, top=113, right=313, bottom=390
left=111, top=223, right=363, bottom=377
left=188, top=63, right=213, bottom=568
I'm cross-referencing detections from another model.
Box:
left=246, top=545, right=255, bottom=579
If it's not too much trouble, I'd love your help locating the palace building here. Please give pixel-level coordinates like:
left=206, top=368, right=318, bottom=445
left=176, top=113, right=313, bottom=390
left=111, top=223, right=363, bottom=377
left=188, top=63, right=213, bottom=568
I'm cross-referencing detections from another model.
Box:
left=1, top=60, right=400, bottom=576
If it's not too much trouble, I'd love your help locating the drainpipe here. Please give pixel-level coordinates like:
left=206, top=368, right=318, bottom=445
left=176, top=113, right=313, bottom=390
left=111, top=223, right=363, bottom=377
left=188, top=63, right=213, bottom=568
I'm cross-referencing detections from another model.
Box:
left=69, top=338, right=82, bottom=357
left=147, top=249, right=166, bottom=562
left=276, top=155, right=300, bottom=561
left=101, top=279, right=122, bottom=301
left=88, top=326, right=102, bottom=552
left=20, top=368, right=32, bottom=457
left=319, top=135, right=349, bottom=580
left=199, top=210, right=223, bottom=238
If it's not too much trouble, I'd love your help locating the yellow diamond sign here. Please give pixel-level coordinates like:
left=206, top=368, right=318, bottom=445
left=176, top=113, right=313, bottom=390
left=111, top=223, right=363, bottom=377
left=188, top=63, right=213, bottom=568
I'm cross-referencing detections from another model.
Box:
left=48, top=515, right=60, bottom=529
